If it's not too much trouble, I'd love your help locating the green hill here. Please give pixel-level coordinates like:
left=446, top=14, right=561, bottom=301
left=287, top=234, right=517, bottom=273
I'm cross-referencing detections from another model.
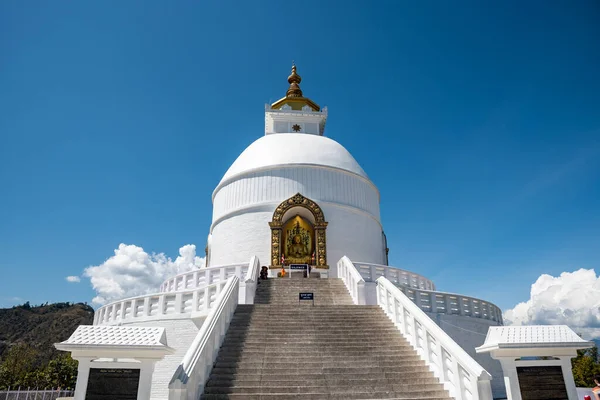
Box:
left=0, top=302, right=94, bottom=365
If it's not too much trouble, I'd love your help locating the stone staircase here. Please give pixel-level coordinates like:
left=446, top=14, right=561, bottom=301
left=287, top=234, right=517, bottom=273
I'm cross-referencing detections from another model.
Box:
left=201, top=278, right=452, bottom=399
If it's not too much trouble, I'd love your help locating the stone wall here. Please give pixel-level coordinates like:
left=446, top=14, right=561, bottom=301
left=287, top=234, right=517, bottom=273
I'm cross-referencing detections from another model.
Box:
left=122, top=318, right=203, bottom=400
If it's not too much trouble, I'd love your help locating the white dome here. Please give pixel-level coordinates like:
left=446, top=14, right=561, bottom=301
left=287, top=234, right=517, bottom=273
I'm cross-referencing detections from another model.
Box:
left=219, top=134, right=368, bottom=185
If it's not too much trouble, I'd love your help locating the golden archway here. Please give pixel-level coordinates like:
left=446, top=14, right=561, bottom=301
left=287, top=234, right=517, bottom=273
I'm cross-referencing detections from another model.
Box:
left=269, top=193, right=328, bottom=269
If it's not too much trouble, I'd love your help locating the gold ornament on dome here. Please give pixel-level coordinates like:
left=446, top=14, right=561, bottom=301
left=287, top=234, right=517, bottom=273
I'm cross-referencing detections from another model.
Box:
left=270, top=64, right=320, bottom=111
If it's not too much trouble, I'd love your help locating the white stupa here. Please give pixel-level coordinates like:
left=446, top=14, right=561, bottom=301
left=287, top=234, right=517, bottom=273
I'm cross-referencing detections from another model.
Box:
left=209, top=65, right=386, bottom=271
left=62, top=66, right=519, bottom=400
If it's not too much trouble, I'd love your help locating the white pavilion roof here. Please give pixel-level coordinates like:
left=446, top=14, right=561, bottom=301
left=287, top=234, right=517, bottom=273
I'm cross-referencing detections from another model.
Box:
left=476, top=325, right=594, bottom=352
left=58, top=325, right=168, bottom=348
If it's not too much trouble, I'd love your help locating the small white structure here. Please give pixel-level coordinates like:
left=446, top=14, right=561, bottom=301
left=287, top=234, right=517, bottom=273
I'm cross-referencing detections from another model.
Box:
left=55, top=326, right=174, bottom=400
left=476, top=325, right=594, bottom=400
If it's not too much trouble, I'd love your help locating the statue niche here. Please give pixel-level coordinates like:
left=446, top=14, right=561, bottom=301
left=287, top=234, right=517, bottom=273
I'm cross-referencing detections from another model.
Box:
left=269, top=193, right=328, bottom=269
left=282, top=215, right=314, bottom=265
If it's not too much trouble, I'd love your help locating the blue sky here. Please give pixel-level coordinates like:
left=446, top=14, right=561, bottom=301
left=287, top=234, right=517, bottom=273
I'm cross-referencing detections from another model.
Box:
left=1, top=1, right=599, bottom=314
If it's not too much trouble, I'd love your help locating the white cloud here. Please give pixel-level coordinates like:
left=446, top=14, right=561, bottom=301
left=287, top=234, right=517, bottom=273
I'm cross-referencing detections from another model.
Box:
left=65, top=276, right=81, bottom=283
left=504, top=268, right=600, bottom=339
left=84, top=244, right=205, bottom=306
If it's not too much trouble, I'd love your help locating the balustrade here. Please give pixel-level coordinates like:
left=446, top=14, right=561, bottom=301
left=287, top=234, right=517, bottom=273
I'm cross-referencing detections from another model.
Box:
left=352, top=261, right=436, bottom=290
left=159, top=262, right=249, bottom=292
left=345, top=260, right=503, bottom=323
left=169, top=276, right=239, bottom=400
left=94, top=280, right=229, bottom=325
left=377, top=277, right=493, bottom=400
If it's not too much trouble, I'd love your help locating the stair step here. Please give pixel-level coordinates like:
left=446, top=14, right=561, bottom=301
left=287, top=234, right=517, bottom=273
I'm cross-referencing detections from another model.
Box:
left=207, top=375, right=440, bottom=385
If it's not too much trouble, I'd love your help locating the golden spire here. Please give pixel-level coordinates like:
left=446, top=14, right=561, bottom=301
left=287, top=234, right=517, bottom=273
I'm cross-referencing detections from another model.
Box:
left=270, top=64, right=320, bottom=111
left=286, top=64, right=303, bottom=98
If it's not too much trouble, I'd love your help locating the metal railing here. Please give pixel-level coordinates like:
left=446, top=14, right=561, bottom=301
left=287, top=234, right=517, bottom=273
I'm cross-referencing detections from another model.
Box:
left=0, top=388, right=74, bottom=400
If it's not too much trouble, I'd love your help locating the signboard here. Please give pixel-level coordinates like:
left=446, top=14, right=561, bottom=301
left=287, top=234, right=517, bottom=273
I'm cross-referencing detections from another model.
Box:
left=517, top=366, right=568, bottom=400
left=289, top=264, right=308, bottom=270
left=299, top=292, right=314, bottom=301
left=86, top=368, right=140, bottom=400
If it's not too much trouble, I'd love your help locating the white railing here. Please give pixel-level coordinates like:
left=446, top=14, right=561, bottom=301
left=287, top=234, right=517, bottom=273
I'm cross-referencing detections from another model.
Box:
left=397, top=286, right=503, bottom=323
left=344, top=259, right=502, bottom=323
left=377, top=277, right=493, bottom=400
left=337, top=256, right=366, bottom=305
left=239, top=256, right=260, bottom=304
left=160, top=262, right=250, bottom=292
left=353, top=261, right=435, bottom=290
left=94, top=280, right=230, bottom=325
left=169, top=275, right=239, bottom=400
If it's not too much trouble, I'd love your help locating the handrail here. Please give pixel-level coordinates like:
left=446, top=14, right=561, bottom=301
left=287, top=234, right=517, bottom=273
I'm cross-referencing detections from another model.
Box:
left=94, top=280, right=229, bottom=325
left=336, top=256, right=366, bottom=305
left=169, top=276, right=239, bottom=400
left=377, top=277, right=493, bottom=400
left=159, top=262, right=250, bottom=292
left=240, top=256, right=260, bottom=304
left=352, top=261, right=436, bottom=291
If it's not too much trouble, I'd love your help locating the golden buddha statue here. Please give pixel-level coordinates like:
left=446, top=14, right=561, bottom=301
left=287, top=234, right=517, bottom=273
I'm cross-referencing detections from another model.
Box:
left=289, top=234, right=308, bottom=258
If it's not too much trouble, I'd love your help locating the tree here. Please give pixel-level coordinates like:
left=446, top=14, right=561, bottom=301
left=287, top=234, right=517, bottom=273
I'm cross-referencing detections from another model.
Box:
left=44, top=354, right=78, bottom=388
left=0, top=343, right=39, bottom=388
left=572, top=346, right=600, bottom=387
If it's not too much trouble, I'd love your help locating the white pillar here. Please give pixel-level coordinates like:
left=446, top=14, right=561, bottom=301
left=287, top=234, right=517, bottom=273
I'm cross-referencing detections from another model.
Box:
left=498, top=357, right=522, bottom=400
left=72, top=358, right=92, bottom=400
left=559, top=356, right=579, bottom=400
left=137, top=360, right=156, bottom=400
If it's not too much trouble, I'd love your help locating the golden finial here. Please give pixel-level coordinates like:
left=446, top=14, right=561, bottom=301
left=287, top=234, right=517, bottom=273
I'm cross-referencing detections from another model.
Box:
left=286, top=64, right=303, bottom=98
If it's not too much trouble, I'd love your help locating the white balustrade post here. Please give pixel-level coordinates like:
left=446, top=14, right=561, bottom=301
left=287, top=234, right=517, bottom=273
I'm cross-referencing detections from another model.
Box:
left=192, top=290, right=199, bottom=312
left=445, top=296, right=453, bottom=315
left=414, top=291, right=423, bottom=311
left=175, top=293, right=183, bottom=314
left=144, top=297, right=151, bottom=316
left=458, top=297, right=466, bottom=316
left=158, top=295, right=166, bottom=315
left=430, top=294, right=438, bottom=313
left=130, top=299, right=137, bottom=319
left=450, top=356, right=462, bottom=399
left=111, top=304, right=117, bottom=322
left=435, top=339, right=444, bottom=379
left=357, top=280, right=366, bottom=305
left=203, top=287, right=210, bottom=311
left=193, top=271, right=199, bottom=289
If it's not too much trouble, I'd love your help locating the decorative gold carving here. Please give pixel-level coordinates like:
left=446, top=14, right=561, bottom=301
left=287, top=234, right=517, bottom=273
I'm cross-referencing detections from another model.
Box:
left=269, top=193, right=328, bottom=269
